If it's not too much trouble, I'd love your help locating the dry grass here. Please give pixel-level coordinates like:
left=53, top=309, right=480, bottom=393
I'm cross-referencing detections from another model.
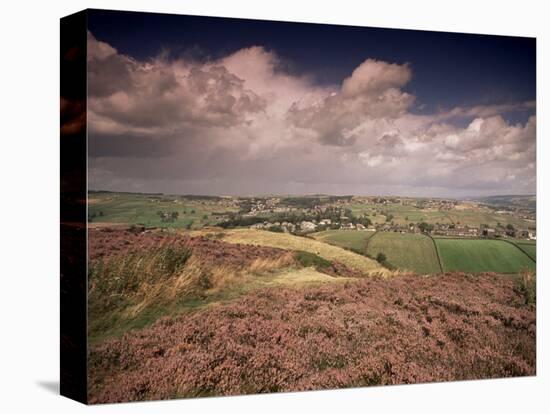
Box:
left=262, top=267, right=353, bottom=286
left=220, top=229, right=383, bottom=274
left=518, top=270, right=536, bottom=305
left=248, top=252, right=296, bottom=274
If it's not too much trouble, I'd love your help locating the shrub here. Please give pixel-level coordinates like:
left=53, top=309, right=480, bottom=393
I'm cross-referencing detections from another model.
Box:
left=376, top=253, right=387, bottom=263
left=374, top=252, right=395, bottom=270
left=198, top=271, right=213, bottom=290
left=295, top=251, right=331, bottom=269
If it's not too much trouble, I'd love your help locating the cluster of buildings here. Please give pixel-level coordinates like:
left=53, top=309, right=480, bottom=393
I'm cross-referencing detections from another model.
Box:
left=235, top=196, right=536, bottom=241
left=242, top=198, right=283, bottom=216
left=378, top=222, right=536, bottom=240
left=250, top=221, right=296, bottom=232
left=432, top=224, right=480, bottom=237
left=250, top=219, right=376, bottom=234
left=250, top=218, right=536, bottom=240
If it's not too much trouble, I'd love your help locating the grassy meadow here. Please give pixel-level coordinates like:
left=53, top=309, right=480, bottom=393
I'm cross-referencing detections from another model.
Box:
left=435, top=238, right=535, bottom=273
left=88, top=191, right=238, bottom=229
left=310, top=229, right=536, bottom=275
left=366, top=232, right=442, bottom=274
left=309, top=229, right=376, bottom=253
left=509, top=240, right=537, bottom=261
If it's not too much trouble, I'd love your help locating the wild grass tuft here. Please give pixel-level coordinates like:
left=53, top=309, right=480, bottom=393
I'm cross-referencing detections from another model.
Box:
left=88, top=244, right=192, bottom=342
left=518, top=270, right=536, bottom=305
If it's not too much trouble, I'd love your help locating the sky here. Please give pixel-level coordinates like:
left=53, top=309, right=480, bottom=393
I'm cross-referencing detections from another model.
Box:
left=86, top=9, right=536, bottom=197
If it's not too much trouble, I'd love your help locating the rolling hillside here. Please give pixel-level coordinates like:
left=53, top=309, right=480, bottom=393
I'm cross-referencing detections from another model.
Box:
left=309, top=229, right=376, bottom=253
left=220, top=229, right=383, bottom=274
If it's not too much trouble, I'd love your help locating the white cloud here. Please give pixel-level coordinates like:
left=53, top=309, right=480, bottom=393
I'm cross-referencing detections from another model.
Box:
left=341, top=59, right=412, bottom=98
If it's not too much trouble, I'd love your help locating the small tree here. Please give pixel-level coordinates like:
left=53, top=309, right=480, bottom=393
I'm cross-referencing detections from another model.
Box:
left=376, top=253, right=387, bottom=263
left=418, top=222, right=434, bottom=233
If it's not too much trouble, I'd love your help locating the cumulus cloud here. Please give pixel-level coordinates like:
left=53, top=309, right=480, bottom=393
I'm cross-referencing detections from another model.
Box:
left=341, top=59, right=412, bottom=97
left=87, top=32, right=536, bottom=197
left=286, top=59, right=414, bottom=146
left=88, top=32, right=266, bottom=138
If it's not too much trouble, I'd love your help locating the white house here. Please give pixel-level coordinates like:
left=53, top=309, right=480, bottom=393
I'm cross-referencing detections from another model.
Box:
left=300, top=221, right=317, bottom=231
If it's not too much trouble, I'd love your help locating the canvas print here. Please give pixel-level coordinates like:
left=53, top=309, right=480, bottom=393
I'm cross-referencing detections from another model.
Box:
left=61, top=9, right=536, bottom=404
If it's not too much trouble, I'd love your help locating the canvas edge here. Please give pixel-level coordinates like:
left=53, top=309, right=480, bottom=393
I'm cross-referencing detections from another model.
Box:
left=60, top=8, right=88, bottom=405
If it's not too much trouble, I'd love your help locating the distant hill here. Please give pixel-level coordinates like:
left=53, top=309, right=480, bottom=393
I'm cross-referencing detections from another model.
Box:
left=465, top=195, right=536, bottom=210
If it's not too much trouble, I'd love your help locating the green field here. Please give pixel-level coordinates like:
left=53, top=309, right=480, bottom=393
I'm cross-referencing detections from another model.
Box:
left=310, top=230, right=376, bottom=253
left=366, top=232, right=442, bottom=274
left=509, top=240, right=536, bottom=261
left=348, top=201, right=533, bottom=228
left=435, top=239, right=535, bottom=273
left=88, top=192, right=238, bottom=229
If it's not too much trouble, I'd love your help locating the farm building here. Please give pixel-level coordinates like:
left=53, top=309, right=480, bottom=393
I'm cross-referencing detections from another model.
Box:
left=440, top=225, right=479, bottom=237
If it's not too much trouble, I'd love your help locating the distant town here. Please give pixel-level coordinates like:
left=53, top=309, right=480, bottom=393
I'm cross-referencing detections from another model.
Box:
left=234, top=196, right=536, bottom=240
left=88, top=192, right=536, bottom=241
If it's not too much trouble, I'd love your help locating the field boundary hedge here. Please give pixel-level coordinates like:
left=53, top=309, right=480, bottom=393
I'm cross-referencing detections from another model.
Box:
left=426, top=234, right=444, bottom=273
left=500, top=239, right=536, bottom=263
left=364, top=231, right=378, bottom=251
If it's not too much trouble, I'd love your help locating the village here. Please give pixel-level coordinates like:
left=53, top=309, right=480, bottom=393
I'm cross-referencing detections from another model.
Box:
left=235, top=195, right=536, bottom=240
left=248, top=217, right=536, bottom=240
